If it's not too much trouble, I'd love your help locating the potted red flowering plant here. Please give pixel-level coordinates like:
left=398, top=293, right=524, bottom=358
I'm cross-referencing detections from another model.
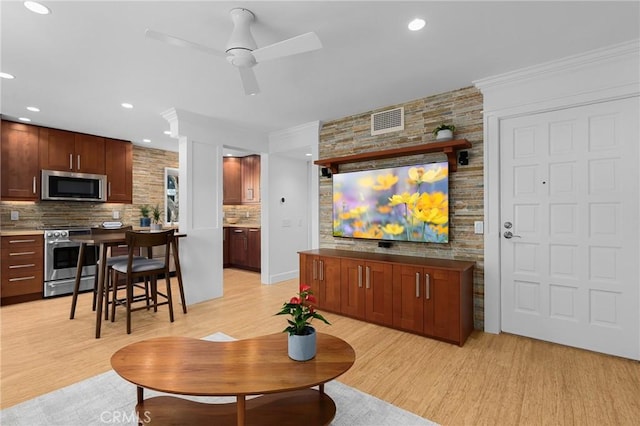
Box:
left=276, top=284, right=330, bottom=361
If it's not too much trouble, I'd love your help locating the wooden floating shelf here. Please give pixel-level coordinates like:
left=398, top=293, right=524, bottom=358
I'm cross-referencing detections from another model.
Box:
left=314, top=139, right=472, bottom=173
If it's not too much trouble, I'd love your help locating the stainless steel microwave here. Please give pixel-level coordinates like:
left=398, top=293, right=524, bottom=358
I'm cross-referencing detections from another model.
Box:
left=41, top=170, right=107, bottom=202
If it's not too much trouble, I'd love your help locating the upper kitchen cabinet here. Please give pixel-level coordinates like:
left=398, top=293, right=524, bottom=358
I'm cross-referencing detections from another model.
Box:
left=39, top=128, right=105, bottom=174
left=241, top=154, right=260, bottom=204
left=105, top=138, right=133, bottom=203
left=1, top=121, right=40, bottom=201
left=223, top=157, right=242, bottom=204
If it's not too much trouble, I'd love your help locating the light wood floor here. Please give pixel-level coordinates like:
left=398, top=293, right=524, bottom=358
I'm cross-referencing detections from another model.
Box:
left=1, top=269, right=639, bottom=425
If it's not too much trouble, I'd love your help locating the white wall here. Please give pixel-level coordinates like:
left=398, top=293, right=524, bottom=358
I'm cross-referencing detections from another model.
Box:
left=264, top=121, right=320, bottom=284
left=163, top=108, right=269, bottom=303
left=264, top=154, right=310, bottom=283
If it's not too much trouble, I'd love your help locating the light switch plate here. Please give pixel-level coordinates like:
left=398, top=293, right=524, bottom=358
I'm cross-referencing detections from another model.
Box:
left=10, top=211, right=19, bottom=221
left=474, top=221, right=484, bottom=234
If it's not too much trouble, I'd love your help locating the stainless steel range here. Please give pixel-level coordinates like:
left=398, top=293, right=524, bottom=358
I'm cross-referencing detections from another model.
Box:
left=43, top=228, right=96, bottom=298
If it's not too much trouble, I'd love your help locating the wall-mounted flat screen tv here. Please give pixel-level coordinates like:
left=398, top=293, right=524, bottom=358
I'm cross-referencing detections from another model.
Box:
left=332, top=161, right=449, bottom=243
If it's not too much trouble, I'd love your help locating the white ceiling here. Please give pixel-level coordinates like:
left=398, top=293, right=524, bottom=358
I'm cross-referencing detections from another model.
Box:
left=1, top=1, right=638, bottom=153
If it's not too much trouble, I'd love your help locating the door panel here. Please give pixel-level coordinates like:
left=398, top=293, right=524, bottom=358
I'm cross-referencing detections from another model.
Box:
left=500, top=97, right=639, bottom=359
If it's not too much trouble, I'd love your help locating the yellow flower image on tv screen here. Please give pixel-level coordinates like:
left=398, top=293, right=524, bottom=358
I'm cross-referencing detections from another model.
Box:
left=332, top=162, right=449, bottom=243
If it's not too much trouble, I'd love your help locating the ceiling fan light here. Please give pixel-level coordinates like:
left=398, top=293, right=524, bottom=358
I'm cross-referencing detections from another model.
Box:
left=24, top=1, right=50, bottom=15
left=408, top=18, right=426, bottom=31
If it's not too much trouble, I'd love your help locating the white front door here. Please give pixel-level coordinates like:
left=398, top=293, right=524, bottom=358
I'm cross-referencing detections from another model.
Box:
left=500, top=97, right=639, bottom=359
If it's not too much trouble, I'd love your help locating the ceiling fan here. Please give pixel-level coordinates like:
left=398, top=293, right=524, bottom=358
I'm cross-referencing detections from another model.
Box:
left=145, top=8, right=322, bottom=96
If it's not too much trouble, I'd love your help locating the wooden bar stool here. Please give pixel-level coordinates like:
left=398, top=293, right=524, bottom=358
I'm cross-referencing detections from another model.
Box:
left=110, top=229, right=175, bottom=334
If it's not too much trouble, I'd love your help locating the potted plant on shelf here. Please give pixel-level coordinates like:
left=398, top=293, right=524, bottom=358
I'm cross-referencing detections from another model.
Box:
left=139, top=204, right=151, bottom=227
left=432, top=123, right=456, bottom=141
left=151, top=204, right=162, bottom=231
left=276, top=284, right=331, bottom=361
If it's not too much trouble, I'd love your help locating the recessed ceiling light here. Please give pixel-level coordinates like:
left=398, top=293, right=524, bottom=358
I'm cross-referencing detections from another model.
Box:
left=305, top=153, right=312, bottom=157
left=163, top=130, right=171, bottom=135
left=0, top=72, right=15, bottom=79
left=18, top=117, right=32, bottom=122
left=408, top=18, right=426, bottom=31
left=142, top=138, right=151, bottom=143
left=26, top=106, right=40, bottom=112
left=121, top=102, right=133, bottom=109
left=24, top=1, right=51, bottom=15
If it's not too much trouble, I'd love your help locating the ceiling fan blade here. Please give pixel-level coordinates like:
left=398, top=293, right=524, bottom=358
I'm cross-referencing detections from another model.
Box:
left=252, top=32, right=322, bottom=63
left=145, top=29, right=226, bottom=58
left=238, top=67, right=260, bottom=96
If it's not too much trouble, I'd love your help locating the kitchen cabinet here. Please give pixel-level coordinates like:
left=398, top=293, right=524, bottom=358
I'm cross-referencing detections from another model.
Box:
left=1, top=234, right=44, bottom=305
left=105, top=138, right=132, bottom=203
left=247, top=228, right=261, bottom=270
left=223, top=157, right=242, bottom=204
left=299, top=252, right=341, bottom=313
left=1, top=121, right=40, bottom=201
left=223, top=227, right=230, bottom=267
left=229, top=227, right=248, bottom=266
left=226, top=227, right=261, bottom=271
left=340, top=259, right=393, bottom=326
left=299, top=249, right=475, bottom=346
left=241, top=154, right=260, bottom=204
left=39, top=128, right=106, bottom=174
left=223, top=155, right=260, bottom=205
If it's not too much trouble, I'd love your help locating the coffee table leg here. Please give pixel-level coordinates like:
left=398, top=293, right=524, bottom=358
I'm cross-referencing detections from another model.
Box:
left=137, top=386, right=144, bottom=404
left=237, top=395, right=246, bottom=426
left=319, top=383, right=325, bottom=395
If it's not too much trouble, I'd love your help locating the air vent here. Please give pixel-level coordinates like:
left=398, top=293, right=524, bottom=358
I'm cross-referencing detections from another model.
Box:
left=371, top=107, right=404, bottom=135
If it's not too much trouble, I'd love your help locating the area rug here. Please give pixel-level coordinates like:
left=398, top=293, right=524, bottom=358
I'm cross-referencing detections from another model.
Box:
left=1, top=332, right=437, bottom=425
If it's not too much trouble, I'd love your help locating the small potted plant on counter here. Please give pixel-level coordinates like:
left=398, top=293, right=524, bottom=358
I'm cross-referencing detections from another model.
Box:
left=432, top=123, right=456, bottom=141
left=151, top=204, right=162, bottom=231
left=139, top=204, right=151, bottom=227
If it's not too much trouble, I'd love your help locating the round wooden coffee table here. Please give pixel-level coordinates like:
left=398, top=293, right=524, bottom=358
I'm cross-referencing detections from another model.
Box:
left=111, top=333, right=355, bottom=426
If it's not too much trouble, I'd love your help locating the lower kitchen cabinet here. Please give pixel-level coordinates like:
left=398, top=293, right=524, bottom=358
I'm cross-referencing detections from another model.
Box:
left=299, top=248, right=474, bottom=346
left=247, top=228, right=261, bottom=270
left=223, top=227, right=230, bottom=267
left=226, top=227, right=260, bottom=272
left=1, top=234, right=44, bottom=305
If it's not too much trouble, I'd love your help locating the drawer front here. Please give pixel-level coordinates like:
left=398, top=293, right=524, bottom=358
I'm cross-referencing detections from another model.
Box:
left=1, top=269, right=43, bottom=297
left=1, top=234, right=43, bottom=250
left=1, top=237, right=44, bottom=297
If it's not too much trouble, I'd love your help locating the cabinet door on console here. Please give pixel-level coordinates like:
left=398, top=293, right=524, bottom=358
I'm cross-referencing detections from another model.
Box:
left=340, top=259, right=366, bottom=318
left=392, top=265, right=425, bottom=334
left=319, top=257, right=341, bottom=313
left=301, top=254, right=341, bottom=312
left=364, top=261, right=393, bottom=326
left=423, top=268, right=461, bottom=343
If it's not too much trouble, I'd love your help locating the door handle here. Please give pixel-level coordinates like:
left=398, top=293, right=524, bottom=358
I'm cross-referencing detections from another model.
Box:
left=358, top=265, right=363, bottom=288
left=504, top=231, right=521, bottom=239
left=415, top=272, right=420, bottom=298
left=365, top=266, right=370, bottom=289
left=425, top=273, right=431, bottom=300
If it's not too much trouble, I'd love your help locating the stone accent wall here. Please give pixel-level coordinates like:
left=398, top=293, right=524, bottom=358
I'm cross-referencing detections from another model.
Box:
left=0, top=146, right=178, bottom=229
left=319, top=86, right=485, bottom=328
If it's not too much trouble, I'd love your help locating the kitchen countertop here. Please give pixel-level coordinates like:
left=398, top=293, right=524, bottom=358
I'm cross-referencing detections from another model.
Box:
left=1, top=229, right=45, bottom=237
left=223, top=224, right=261, bottom=228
